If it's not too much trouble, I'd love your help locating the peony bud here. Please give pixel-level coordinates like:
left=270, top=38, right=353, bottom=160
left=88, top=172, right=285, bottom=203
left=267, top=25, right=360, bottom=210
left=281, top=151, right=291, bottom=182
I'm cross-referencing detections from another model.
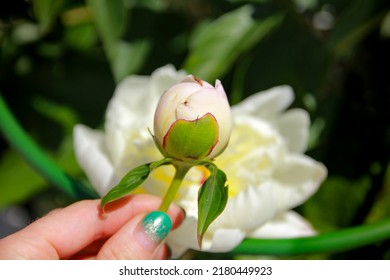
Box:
left=153, top=75, right=232, bottom=161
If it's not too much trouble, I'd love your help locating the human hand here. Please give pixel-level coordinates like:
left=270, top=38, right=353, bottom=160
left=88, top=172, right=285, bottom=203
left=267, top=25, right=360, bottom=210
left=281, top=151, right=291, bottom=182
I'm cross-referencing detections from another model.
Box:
left=0, top=194, right=185, bottom=259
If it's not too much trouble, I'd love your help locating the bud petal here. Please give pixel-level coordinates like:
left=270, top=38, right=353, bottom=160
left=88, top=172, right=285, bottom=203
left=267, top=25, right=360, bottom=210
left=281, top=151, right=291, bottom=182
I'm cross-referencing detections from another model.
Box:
left=153, top=75, right=232, bottom=161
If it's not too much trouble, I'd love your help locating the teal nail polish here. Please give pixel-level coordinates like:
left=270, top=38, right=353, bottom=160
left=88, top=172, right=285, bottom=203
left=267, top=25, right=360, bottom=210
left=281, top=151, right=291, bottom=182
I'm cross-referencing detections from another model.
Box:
left=142, top=211, right=172, bottom=243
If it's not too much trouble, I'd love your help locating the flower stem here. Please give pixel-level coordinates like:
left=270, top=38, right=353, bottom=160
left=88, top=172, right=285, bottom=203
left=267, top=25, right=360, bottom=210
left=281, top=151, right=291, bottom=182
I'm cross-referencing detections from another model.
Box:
left=232, top=217, right=390, bottom=256
left=159, top=162, right=191, bottom=212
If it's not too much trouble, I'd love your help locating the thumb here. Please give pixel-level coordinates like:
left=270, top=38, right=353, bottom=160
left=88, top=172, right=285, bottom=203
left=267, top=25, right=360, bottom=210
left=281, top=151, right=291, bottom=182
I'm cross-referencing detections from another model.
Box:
left=97, top=211, right=175, bottom=259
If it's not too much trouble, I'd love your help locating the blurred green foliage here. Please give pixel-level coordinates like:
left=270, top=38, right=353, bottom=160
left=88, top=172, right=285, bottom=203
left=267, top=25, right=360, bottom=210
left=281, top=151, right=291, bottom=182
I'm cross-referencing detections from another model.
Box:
left=1, top=0, right=390, bottom=259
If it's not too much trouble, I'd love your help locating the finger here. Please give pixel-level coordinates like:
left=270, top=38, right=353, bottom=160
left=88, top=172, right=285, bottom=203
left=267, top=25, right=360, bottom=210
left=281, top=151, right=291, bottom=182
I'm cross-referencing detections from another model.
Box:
left=0, top=195, right=184, bottom=259
left=154, top=244, right=172, bottom=260
left=97, top=211, right=173, bottom=260
left=69, top=238, right=107, bottom=260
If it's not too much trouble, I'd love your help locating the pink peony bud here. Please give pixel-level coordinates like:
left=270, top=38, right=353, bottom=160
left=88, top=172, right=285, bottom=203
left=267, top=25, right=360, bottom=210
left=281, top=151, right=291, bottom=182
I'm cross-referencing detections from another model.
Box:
left=153, top=75, right=232, bottom=161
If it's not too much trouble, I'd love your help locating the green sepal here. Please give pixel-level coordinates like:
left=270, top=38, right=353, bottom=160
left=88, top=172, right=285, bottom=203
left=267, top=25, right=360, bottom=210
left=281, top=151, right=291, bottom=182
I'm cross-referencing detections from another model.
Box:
left=197, top=163, right=228, bottom=248
left=163, top=113, right=219, bottom=160
left=100, top=158, right=173, bottom=213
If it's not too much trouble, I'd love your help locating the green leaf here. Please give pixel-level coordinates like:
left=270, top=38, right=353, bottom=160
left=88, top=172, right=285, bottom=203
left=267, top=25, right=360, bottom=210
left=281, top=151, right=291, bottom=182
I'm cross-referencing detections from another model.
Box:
left=100, top=164, right=150, bottom=211
left=86, top=0, right=127, bottom=43
left=32, top=97, right=79, bottom=135
left=0, top=149, right=48, bottom=207
left=302, top=176, right=371, bottom=232
left=33, top=0, right=65, bottom=34
left=328, top=0, right=386, bottom=58
left=380, top=11, right=390, bottom=38
left=64, top=23, right=98, bottom=51
left=164, top=113, right=219, bottom=160
left=183, top=5, right=283, bottom=81
left=111, top=40, right=152, bottom=82
left=367, top=164, right=390, bottom=223
left=100, top=158, right=172, bottom=212
left=197, top=164, right=228, bottom=248
left=86, top=0, right=150, bottom=81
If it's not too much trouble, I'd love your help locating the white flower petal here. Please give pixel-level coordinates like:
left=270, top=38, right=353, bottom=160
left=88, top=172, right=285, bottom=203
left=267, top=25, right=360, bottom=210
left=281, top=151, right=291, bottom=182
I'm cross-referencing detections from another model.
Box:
left=105, top=65, right=185, bottom=167
left=106, top=75, right=153, bottom=129
left=106, top=64, right=184, bottom=130
left=249, top=211, right=316, bottom=238
left=232, top=85, right=294, bottom=119
left=207, top=228, right=246, bottom=252
left=166, top=217, right=199, bottom=258
left=154, top=82, right=200, bottom=142
left=167, top=216, right=246, bottom=257
left=73, top=124, right=117, bottom=196
left=104, top=75, right=154, bottom=166
left=212, top=184, right=278, bottom=232
left=273, top=154, right=327, bottom=211
left=216, top=114, right=284, bottom=179
left=276, top=108, right=310, bottom=153
left=149, top=64, right=187, bottom=99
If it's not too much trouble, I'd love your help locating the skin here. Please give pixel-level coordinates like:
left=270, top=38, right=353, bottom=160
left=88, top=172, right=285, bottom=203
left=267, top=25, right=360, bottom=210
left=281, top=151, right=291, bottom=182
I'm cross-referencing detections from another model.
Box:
left=0, top=194, right=185, bottom=260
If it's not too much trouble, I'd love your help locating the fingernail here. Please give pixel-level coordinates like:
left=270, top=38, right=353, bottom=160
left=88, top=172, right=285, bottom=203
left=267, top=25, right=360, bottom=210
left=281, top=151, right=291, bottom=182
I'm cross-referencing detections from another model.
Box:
left=135, top=211, right=172, bottom=251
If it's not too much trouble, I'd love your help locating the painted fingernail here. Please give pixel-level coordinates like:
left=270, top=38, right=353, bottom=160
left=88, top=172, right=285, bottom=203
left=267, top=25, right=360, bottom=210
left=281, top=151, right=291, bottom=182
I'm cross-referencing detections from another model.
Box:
left=135, top=211, right=172, bottom=251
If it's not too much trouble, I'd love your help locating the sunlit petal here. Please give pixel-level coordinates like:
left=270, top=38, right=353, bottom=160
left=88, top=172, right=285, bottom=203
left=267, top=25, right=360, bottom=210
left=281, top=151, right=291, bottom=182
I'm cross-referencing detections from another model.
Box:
left=232, top=85, right=294, bottom=119
left=272, top=154, right=327, bottom=211
left=73, top=124, right=117, bottom=196
left=276, top=108, right=310, bottom=153
left=249, top=211, right=316, bottom=238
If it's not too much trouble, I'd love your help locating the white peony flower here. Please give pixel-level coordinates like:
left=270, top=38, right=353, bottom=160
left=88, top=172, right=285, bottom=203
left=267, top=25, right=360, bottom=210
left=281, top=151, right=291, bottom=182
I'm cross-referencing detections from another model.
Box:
left=73, top=65, right=327, bottom=257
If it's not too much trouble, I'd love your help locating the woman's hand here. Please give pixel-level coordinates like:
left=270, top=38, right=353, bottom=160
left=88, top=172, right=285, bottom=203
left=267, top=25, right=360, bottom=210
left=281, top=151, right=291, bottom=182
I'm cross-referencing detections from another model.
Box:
left=0, top=194, right=185, bottom=260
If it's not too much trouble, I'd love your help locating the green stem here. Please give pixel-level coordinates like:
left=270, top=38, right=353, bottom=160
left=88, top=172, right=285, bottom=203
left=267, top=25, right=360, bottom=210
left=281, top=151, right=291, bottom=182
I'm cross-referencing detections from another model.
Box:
left=232, top=217, right=390, bottom=256
left=159, top=163, right=191, bottom=212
